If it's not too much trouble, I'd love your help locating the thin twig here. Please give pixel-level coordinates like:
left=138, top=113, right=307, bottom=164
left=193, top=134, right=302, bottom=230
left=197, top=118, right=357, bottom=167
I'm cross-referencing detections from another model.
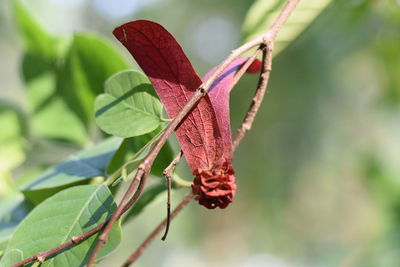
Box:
left=233, top=45, right=272, bottom=149
left=231, top=46, right=263, bottom=88
left=162, top=175, right=172, bottom=241
left=87, top=169, right=146, bottom=266
left=122, top=192, right=193, bottom=267
left=161, top=151, right=183, bottom=241
left=11, top=176, right=149, bottom=267
left=11, top=222, right=106, bottom=267
left=11, top=1, right=300, bottom=266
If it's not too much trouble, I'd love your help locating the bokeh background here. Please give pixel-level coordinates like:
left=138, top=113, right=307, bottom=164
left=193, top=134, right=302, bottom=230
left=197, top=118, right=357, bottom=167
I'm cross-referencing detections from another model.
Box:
left=1, top=0, right=400, bottom=266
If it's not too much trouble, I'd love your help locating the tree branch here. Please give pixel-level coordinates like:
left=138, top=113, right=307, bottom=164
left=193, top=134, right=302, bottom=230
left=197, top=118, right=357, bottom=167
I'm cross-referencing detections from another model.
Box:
left=232, top=46, right=263, bottom=88
left=122, top=192, right=193, bottom=267
left=11, top=221, right=106, bottom=267
left=11, top=1, right=300, bottom=266
left=233, top=45, right=272, bottom=149
left=161, top=151, right=183, bottom=241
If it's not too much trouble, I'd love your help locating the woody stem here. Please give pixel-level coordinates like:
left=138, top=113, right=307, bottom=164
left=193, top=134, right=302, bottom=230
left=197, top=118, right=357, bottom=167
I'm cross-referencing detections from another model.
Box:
left=233, top=44, right=272, bottom=149
left=122, top=192, right=193, bottom=267
left=161, top=151, right=183, bottom=241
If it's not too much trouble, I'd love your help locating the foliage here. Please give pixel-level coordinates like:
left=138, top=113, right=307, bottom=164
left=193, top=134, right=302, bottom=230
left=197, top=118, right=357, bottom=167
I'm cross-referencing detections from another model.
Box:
left=1, top=185, right=121, bottom=267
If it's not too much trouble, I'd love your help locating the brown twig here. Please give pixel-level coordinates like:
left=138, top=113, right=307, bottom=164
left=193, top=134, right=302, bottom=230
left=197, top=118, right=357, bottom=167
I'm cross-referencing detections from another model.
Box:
left=11, top=176, right=147, bottom=267
left=86, top=170, right=144, bottom=266
left=233, top=45, right=272, bottom=149
left=11, top=221, right=107, bottom=267
left=122, top=192, right=193, bottom=267
left=11, top=1, right=300, bottom=266
left=161, top=151, right=183, bottom=241
left=232, top=46, right=263, bottom=88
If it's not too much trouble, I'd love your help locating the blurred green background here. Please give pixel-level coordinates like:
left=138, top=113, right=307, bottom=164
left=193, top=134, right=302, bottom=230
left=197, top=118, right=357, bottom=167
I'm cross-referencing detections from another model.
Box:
left=1, top=0, right=400, bottom=266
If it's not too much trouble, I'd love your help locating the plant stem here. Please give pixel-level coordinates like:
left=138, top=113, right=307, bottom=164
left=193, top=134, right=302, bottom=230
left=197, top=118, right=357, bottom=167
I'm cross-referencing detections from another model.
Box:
left=161, top=151, right=183, bottom=241
left=233, top=45, right=272, bottom=149
left=231, top=46, right=263, bottom=88
left=122, top=192, right=193, bottom=267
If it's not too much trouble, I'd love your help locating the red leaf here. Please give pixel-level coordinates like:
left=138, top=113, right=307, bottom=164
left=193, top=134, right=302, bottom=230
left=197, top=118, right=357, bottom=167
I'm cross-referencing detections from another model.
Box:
left=113, top=20, right=223, bottom=172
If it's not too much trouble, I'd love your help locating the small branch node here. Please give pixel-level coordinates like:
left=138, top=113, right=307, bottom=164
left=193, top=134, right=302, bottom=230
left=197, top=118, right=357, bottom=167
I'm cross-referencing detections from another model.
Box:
left=98, top=234, right=107, bottom=243
left=161, top=151, right=182, bottom=241
left=198, top=87, right=207, bottom=95
left=36, top=254, right=46, bottom=263
left=71, top=236, right=80, bottom=244
left=138, top=163, right=147, bottom=171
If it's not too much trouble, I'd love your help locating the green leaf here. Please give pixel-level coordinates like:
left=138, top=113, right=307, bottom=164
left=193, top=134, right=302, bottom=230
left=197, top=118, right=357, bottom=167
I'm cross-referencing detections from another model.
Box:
left=0, top=102, right=27, bottom=172
left=58, top=34, right=130, bottom=127
left=0, top=194, right=31, bottom=252
left=95, top=70, right=163, bottom=137
left=0, top=249, right=23, bottom=267
left=0, top=173, right=32, bottom=256
left=28, top=72, right=88, bottom=143
left=22, top=53, right=89, bottom=144
left=242, top=0, right=332, bottom=55
left=376, top=37, right=400, bottom=104
left=0, top=185, right=121, bottom=267
left=13, top=0, right=56, bottom=61
left=23, top=137, right=122, bottom=191
left=23, top=180, right=89, bottom=207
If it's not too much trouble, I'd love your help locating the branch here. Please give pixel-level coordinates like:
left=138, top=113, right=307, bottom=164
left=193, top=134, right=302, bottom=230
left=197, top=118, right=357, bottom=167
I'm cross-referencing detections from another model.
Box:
left=233, top=45, right=272, bottom=149
left=10, top=178, right=146, bottom=267
left=161, top=151, right=183, bottom=241
left=11, top=1, right=300, bottom=266
left=232, top=46, right=262, bottom=88
left=11, top=221, right=106, bottom=267
left=122, top=192, right=193, bottom=267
